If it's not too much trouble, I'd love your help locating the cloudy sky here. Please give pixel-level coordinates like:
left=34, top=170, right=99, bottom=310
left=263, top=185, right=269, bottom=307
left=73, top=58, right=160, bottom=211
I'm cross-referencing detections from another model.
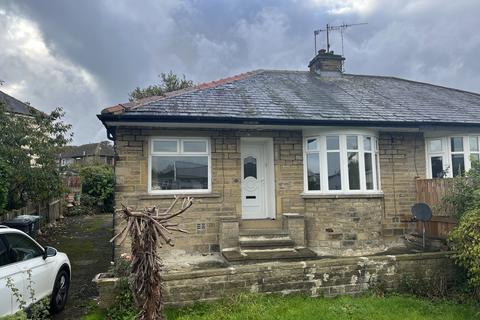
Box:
left=1, top=0, right=479, bottom=144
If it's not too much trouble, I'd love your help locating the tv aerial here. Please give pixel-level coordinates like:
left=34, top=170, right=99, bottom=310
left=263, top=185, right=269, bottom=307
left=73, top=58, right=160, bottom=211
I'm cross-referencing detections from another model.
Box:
left=314, top=23, right=367, bottom=56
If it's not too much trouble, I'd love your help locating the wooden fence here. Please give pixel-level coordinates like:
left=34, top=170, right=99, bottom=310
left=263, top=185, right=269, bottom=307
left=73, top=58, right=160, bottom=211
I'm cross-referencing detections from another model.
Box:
left=0, top=198, right=63, bottom=225
left=414, top=178, right=456, bottom=239
left=415, top=178, right=454, bottom=216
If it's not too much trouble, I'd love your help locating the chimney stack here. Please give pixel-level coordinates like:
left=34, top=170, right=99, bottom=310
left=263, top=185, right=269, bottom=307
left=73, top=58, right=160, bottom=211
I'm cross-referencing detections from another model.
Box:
left=308, top=49, right=345, bottom=77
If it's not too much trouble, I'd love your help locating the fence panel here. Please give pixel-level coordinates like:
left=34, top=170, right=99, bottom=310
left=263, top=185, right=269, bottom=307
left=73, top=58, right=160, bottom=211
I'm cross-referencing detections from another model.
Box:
left=415, top=178, right=454, bottom=216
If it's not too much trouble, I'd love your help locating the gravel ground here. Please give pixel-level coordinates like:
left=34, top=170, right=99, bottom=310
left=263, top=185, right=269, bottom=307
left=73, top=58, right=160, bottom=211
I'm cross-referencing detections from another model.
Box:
left=36, top=214, right=113, bottom=320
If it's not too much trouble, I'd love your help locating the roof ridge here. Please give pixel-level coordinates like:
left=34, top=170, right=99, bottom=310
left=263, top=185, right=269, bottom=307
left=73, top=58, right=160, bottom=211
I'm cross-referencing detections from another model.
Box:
left=102, top=70, right=263, bottom=115
left=345, top=73, right=480, bottom=97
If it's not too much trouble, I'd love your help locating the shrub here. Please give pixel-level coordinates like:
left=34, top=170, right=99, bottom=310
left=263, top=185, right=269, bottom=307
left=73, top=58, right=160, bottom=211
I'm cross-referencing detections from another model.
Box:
left=80, top=165, right=115, bottom=212
left=448, top=208, right=480, bottom=298
left=441, top=160, right=480, bottom=218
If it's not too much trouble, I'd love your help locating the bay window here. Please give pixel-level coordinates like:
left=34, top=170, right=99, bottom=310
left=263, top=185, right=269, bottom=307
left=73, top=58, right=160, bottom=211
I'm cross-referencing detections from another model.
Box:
left=149, top=138, right=211, bottom=193
left=426, top=135, right=480, bottom=178
left=304, top=133, right=380, bottom=193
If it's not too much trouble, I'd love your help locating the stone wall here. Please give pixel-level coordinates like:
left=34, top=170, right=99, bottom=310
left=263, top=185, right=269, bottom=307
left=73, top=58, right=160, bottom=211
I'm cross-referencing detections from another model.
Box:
left=162, top=252, right=458, bottom=305
left=114, top=126, right=425, bottom=255
left=304, top=197, right=384, bottom=256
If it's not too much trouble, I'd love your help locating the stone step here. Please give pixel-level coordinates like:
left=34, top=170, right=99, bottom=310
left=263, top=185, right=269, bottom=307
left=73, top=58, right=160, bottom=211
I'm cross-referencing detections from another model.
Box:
left=239, top=229, right=288, bottom=237
left=222, top=247, right=317, bottom=262
left=239, top=235, right=295, bottom=249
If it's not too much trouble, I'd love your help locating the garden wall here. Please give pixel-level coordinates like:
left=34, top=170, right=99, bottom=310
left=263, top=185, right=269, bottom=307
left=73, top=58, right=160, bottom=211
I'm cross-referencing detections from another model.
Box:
left=162, top=252, right=458, bottom=305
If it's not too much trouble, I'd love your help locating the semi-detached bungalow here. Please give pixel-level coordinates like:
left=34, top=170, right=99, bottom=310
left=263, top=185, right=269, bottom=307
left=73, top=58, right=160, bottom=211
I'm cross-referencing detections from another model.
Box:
left=98, top=51, right=480, bottom=261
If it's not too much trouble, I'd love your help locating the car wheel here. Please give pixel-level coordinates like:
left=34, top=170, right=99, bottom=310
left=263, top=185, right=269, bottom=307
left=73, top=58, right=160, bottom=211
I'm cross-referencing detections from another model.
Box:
left=50, top=269, right=69, bottom=313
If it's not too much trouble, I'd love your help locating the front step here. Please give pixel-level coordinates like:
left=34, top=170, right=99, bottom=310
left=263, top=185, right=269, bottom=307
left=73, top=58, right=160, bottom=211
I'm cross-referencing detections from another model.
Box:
left=223, top=229, right=317, bottom=262
left=222, top=246, right=317, bottom=262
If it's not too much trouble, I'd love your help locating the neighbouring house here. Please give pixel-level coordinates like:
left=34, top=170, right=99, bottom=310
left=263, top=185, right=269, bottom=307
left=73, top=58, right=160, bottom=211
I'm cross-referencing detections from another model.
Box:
left=0, top=90, right=40, bottom=118
left=57, top=141, right=115, bottom=167
left=98, top=50, right=480, bottom=261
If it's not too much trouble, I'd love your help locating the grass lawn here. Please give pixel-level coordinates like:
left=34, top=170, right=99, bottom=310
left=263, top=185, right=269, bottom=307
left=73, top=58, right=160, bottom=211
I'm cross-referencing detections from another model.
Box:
left=83, top=293, right=480, bottom=320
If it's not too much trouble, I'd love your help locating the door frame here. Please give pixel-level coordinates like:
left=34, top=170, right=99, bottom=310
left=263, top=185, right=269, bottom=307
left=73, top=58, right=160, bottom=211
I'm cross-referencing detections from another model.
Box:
left=240, top=137, right=276, bottom=219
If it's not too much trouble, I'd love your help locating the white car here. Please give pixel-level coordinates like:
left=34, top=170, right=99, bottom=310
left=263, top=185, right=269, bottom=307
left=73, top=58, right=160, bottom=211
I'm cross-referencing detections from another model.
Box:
left=0, top=225, right=71, bottom=317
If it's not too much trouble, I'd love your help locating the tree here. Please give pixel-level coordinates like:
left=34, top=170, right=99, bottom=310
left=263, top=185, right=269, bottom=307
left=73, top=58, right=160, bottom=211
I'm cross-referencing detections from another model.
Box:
left=0, top=103, right=72, bottom=212
left=111, top=197, right=193, bottom=320
left=128, top=71, right=194, bottom=101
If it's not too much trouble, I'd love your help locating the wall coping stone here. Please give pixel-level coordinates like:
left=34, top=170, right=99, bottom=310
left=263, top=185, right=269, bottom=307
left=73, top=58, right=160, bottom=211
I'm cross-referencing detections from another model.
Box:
left=163, top=251, right=453, bottom=281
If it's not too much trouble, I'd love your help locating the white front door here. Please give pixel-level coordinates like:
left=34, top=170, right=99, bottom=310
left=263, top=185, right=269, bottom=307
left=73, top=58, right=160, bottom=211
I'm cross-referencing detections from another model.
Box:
left=241, top=139, right=275, bottom=219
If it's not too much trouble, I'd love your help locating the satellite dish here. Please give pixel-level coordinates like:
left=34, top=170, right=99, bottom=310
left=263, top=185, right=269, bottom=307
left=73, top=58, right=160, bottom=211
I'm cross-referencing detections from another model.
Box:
left=411, top=203, right=432, bottom=221
left=410, top=202, right=433, bottom=249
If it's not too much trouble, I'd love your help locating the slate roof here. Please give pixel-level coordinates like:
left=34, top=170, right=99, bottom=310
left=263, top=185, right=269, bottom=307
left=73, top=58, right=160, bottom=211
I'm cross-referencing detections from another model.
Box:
left=99, top=70, right=480, bottom=126
left=58, top=141, right=114, bottom=159
left=0, top=90, right=40, bottom=116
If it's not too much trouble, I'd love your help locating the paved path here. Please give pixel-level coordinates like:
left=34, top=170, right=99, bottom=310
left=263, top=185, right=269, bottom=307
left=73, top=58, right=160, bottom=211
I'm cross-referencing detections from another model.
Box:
left=37, top=214, right=113, bottom=320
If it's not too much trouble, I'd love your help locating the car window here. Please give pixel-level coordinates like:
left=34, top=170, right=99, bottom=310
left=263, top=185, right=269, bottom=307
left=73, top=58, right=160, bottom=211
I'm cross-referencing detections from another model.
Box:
left=3, top=233, right=43, bottom=263
left=0, top=237, right=9, bottom=266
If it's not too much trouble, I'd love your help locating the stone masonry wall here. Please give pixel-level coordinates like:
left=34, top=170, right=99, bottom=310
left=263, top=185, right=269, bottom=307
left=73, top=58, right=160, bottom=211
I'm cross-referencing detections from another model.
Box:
left=304, top=198, right=384, bottom=256
left=114, top=127, right=308, bottom=254
left=379, top=132, right=426, bottom=243
left=114, top=126, right=424, bottom=255
left=162, top=252, right=458, bottom=305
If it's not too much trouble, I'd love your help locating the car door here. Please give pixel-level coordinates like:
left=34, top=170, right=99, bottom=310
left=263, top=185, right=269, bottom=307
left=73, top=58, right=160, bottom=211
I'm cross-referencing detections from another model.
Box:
left=3, top=232, right=55, bottom=305
left=0, top=235, right=26, bottom=317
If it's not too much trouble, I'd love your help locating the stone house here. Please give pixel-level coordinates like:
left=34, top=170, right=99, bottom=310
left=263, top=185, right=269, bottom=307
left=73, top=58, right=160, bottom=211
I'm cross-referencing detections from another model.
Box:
left=57, top=141, right=115, bottom=167
left=98, top=51, right=480, bottom=261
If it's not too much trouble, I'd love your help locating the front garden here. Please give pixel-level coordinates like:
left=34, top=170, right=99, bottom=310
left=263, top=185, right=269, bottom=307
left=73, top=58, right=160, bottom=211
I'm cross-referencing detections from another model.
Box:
left=83, top=293, right=479, bottom=320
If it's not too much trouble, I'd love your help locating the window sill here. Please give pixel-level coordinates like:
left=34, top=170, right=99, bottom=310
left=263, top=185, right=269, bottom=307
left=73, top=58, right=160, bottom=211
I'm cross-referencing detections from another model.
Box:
left=301, top=192, right=384, bottom=199
left=140, top=193, right=221, bottom=200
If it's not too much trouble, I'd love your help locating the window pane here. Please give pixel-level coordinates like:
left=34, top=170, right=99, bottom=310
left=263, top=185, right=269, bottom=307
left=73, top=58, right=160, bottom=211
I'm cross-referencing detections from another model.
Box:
left=244, top=156, right=257, bottom=179
left=364, top=137, right=372, bottom=151
left=365, top=153, right=374, bottom=190
left=153, top=140, right=177, bottom=153
left=327, top=152, right=341, bottom=190
left=471, top=153, right=480, bottom=162
left=307, top=153, right=320, bottom=190
left=451, top=137, right=463, bottom=152
left=326, top=136, right=339, bottom=150
left=470, top=137, right=479, bottom=152
left=431, top=156, right=444, bottom=178
left=151, top=156, right=208, bottom=190
left=183, top=140, right=207, bottom=153
left=4, top=233, right=43, bottom=262
left=347, top=136, right=358, bottom=150
left=348, top=152, right=360, bottom=190
left=375, top=154, right=380, bottom=189
left=451, top=154, right=465, bottom=177
left=429, top=139, right=442, bottom=153
left=307, top=138, right=318, bottom=151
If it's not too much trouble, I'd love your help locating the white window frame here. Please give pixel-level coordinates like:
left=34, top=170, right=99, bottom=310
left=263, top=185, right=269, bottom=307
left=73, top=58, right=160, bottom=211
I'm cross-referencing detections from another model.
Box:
left=303, top=131, right=381, bottom=195
left=148, top=137, right=212, bottom=194
left=426, top=135, right=480, bottom=178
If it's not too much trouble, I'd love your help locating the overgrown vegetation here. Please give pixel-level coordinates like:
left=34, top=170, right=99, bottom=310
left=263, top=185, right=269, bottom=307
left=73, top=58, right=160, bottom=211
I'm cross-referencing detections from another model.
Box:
left=449, top=208, right=480, bottom=298
left=441, top=159, right=480, bottom=299
left=128, top=71, right=194, bottom=101
left=4, top=269, right=51, bottom=319
left=82, top=293, right=479, bottom=320
left=0, top=102, right=72, bottom=213
left=78, top=165, right=115, bottom=213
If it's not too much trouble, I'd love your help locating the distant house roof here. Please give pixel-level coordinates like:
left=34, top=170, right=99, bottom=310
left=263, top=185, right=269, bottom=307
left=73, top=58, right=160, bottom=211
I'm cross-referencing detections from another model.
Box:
left=98, top=70, right=480, bottom=127
left=59, top=141, right=114, bottom=159
left=0, top=90, right=41, bottom=116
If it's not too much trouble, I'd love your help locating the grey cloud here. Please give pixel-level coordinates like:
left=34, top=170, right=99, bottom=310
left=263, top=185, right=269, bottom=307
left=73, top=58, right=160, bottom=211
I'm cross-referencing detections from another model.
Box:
left=0, top=0, right=479, bottom=143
